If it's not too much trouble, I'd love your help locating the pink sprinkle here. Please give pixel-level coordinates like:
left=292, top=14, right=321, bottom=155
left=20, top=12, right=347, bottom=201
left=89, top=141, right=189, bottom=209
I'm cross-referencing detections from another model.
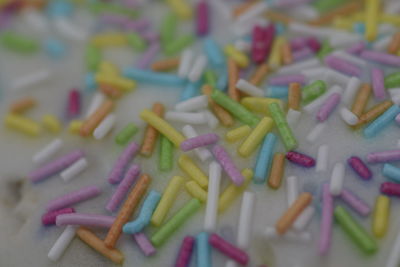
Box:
left=136, top=43, right=160, bottom=69
left=180, top=133, right=219, bottom=151
left=306, top=37, right=321, bottom=53
left=360, top=50, right=400, bottom=67
left=381, top=182, right=400, bottom=197
left=108, top=141, right=139, bottom=184
left=324, top=55, right=361, bottom=77
left=141, top=30, right=159, bottom=43
left=316, top=92, right=341, bottom=122
left=67, top=89, right=81, bottom=119
left=252, top=24, right=275, bottom=64
left=367, top=150, right=400, bottom=163
left=175, top=236, right=195, bottom=267
left=340, top=188, right=371, bottom=216
left=196, top=1, right=209, bottom=36
left=46, top=185, right=102, bottom=212
left=209, top=233, right=249, bottom=265
left=371, top=68, right=386, bottom=100
left=292, top=47, right=314, bottom=62
left=290, top=36, right=309, bottom=51
left=212, top=145, right=244, bottom=186
left=42, top=207, right=75, bottom=226
left=133, top=233, right=156, bottom=256
left=28, top=150, right=84, bottom=183
left=347, top=156, right=372, bottom=180
left=56, top=213, right=115, bottom=228
left=106, top=164, right=140, bottom=212
left=319, top=184, right=333, bottom=255
left=346, top=41, right=365, bottom=54
left=269, top=74, right=306, bottom=86
left=286, top=151, right=315, bottom=168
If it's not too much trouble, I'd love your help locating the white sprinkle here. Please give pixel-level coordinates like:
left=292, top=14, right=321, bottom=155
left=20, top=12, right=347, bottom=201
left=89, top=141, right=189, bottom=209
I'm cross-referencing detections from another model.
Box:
left=236, top=79, right=264, bottom=97
left=188, top=54, right=208, bottom=82
left=340, top=108, right=359, bottom=126
left=342, top=77, right=361, bottom=106
left=54, top=17, right=87, bottom=41
left=303, top=85, right=343, bottom=114
left=93, top=114, right=116, bottom=140
left=286, top=176, right=299, bottom=207
left=175, top=95, right=208, bottom=112
left=385, top=229, right=400, bottom=267
left=306, top=123, right=326, bottom=144
left=329, top=162, right=345, bottom=196
left=278, top=58, right=320, bottom=75
left=60, top=158, right=88, bottom=182
left=237, top=191, right=256, bottom=249
left=286, top=109, right=302, bottom=130
left=33, top=138, right=63, bottom=165
left=263, top=226, right=311, bottom=242
left=236, top=1, right=269, bottom=24
left=204, top=161, right=222, bottom=231
left=10, top=69, right=51, bottom=91
left=316, top=144, right=329, bottom=173
left=178, top=49, right=194, bottom=78
left=166, top=111, right=208, bottom=125
left=85, top=92, right=106, bottom=118
left=203, top=110, right=219, bottom=129
left=48, top=225, right=77, bottom=261
left=21, top=8, right=49, bottom=34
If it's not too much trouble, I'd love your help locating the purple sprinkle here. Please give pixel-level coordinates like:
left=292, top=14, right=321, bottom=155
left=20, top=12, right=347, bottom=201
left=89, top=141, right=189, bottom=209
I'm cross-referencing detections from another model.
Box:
left=319, top=184, right=333, bottom=255
left=306, top=37, right=321, bottom=53
left=133, top=233, right=156, bottom=256
left=56, top=213, right=115, bottom=228
left=316, top=92, right=341, bottom=122
left=28, top=150, right=84, bottom=183
left=269, top=74, right=306, bottom=86
left=292, top=47, right=314, bottom=62
left=196, top=1, right=209, bottom=36
left=46, top=185, right=102, bottom=212
left=346, top=41, right=365, bottom=54
left=106, top=164, right=140, bottom=212
left=371, top=68, right=386, bottom=100
left=108, top=142, right=139, bottom=184
left=135, top=43, right=160, bottom=69
left=367, top=150, right=400, bottom=164
left=360, top=50, right=400, bottom=67
left=212, top=145, right=244, bottom=186
left=340, top=188, right=371, bottom=216
left=180, top=133, right=219, bottom=151
left=324, top=55, right=361, bottom=77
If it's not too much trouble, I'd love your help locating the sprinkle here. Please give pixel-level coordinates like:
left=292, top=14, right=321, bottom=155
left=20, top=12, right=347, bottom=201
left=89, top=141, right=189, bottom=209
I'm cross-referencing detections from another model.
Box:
left=151, top=175, right=184, bottom=227
left=48, top=225, right=77, bottom=262
left=80, top=99, right=114, bottom=137
left=253, top=133, right=277, bottom=184
left=196, top=1, right=208, bottom=36
left=293, top=206, right=315, bottom=232
left=175, top=236, right=195, bottom=267
left=123, top=190, right=161, bottom=234
left=238, top=117, right=273, bottom=157
left=104, top=173, right=151, bottom=248
left=185, top=181, right=207, bottom=202
left=196, top=232, right=212, bottom=267
left=286, top=176, right=299, bottom=207
left=319, top=184, right=333, bottom=255
left=77, top=227, right=124, bottom=264
left=236, top=79, right=264, bottom=97
left=124, top=68, right=185, bottom=87
left=213, top=144, right=244, bottom=186
left=159, top=136, right=174, bottom=172
left=115, top=123, right=139, bottom=146
left=106, top=164, right=141, bottom=212
left=151, top=198, right=201, bottom=247
left=181, top=133, right=219, bottom=151
left=268, top=103, right=298, bottom=151
left=202, top=85, right=235, bottom=127
left=178, top=155, right=208, bottom=188
left=329, top=162, right=345, bottom=196
left=364, top=105, right=400, bottom=138
left=107, top=142, right=139, bottom=184
left=133, top=233, right=156, bottom=256
left=371, top=68, right=386, bottom=100
left=9, top=97, right=36, bottom=114
left=354, top=100, right=393, bottom=128
left=4, top=113, right=41, bottom=136
left=347, top=156, right=372, bottom=180
left=140, top=102, right=164, bottom=156
left=29, top=150, right=84, bottom=183
left=60, top=158, right=88, bottom=183
left=46, top=185, right=101, bottom=212
left=56, top=213, right=115, bottom=228
left=225, top=125, right=251, bottom=143
left=42, top=114, right=62, bottom=134
left=33, top=138, right=63, bottom=165
left=227, top=58, right=240, bottom=101
left=178, top=49, right=194, bottom=78
left=204, top=161, right=222, bottom=231
left=267, top=153, right=286, bottom=189
left=42, top=207, right=75, bottom=226
left=340, top=188, right=371, bottom=217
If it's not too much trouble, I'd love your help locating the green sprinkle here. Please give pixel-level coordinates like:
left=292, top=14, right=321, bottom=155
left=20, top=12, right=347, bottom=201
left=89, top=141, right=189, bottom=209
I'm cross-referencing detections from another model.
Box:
left=268, top=103, right=298, bottom=151
left=0, top=32, right=39, bottom=54
left=151, top=198, right=201, bottom=247
left=87, top=2, right=138, bottom=18
left=302, top=80, right=327, bottom=104
left=204, top=69, right=217, bottom=87
left=384, top=72, right=400, bottom=88
left=164, top=35, right=195, bottom=56
left=317, top=40, right=333, bottom=60
left=160, top=13, right=178, bottom=48
left=211, top=89, right=260, bottom=127
left=126, top=33, right=147, bottom=51
left=334, top=206, right=378, bottom=255
left=159, top=135, right=174, bottom=172
left=115, top=123, right=138, bottom=146
left=85, top=44, right=101, bottom=71
left=312, top=0, right=347, bottom=13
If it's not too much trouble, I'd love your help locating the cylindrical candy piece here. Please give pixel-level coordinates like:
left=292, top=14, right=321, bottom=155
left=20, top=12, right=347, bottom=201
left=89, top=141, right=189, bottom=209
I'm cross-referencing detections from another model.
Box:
left=286, top=151, right=315, bottom=168
left=319, top=184, right=333, bottom=255
left=213, top=145, right=244, bottom=186
left=107, top=142, right=139, bottom=184
left=42, top=208, right=75, bottom=226
left=46, top=186, right=102, bottom=212
left=181, top=133, right=219, bottom=151
left=175, top=236, right=195, bottom=267
left=347, top=156, right=372, bottom=180
left=209, top=233, right=249, bottom=265
left=372, top=195, right=390, bottom=238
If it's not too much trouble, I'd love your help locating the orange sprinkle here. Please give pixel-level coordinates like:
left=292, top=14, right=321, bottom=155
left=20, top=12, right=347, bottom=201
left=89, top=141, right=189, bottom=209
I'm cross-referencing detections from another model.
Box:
left=151, top=57, right=180, bottom=72
left=99, top=84, right=123, bottom=99
left=140, top=102, right=165, bottom=156
left=388, top=32, right=400, bottom=54
left=249, top=63, right=269, bottom=86
left=281, top=41, right=293, bottom=65
left=104, top=174, right=151, bottom=248
left=202, top=85, right=235, bottom=127
left=264, top=10, right=293, bottom=25
left=9, top=97, right=36, bottom=114
left=76, top=227, right=124, bottom=264
left=308, top=1, right=362, bottom=26
left=233, top=0, right=259, bottom=18
left=228, top=58, right=240, bottom=101
left=288, top=83, right=302, bottom=111
left=268, top=153, right=286, bottom=189
left=354, top=100, right=393, bottom=128
left=351, top=83, right=371, bottom=117
left=275, top=192, right=313, bottom=235
left=80, top=99, right=114, bottom=137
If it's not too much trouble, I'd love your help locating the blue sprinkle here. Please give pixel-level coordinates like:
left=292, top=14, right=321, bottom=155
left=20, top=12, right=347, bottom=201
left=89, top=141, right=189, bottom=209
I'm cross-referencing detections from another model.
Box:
left=253, top=133, right=277, bottom=184
left=43, top=38, right=66, bottom=59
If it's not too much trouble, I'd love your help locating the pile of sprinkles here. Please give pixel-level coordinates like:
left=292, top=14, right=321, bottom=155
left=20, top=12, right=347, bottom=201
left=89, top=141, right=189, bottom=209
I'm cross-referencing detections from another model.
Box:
left=5, top=0, right=400, bottom=266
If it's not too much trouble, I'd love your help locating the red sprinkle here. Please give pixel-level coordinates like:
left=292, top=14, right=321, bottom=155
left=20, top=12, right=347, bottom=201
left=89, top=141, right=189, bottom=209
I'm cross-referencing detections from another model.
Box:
left=347, top=156, right=372, bottom=180
left=41, top=207, right=75, bottom=226
left=380, top=182, right=400, bottom=197
left=209, top=233, right=249, bottom=265
left=286, top=151, right=315, bottom=168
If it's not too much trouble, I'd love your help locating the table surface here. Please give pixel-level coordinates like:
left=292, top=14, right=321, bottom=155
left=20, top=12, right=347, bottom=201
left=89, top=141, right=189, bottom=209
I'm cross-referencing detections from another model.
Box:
left=1, top=2, right=400, bottom=267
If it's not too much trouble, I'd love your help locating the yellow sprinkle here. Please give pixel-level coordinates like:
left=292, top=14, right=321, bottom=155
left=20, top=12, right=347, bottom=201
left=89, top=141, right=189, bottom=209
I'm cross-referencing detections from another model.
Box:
left=69, top=120, right=83, bottom=134
left=372, top=195, right=390, bottom=238
left=166, top=0, right=193, bottom=19
left=140, top=109, right=185, bottom=147
left=240, top=97, right=283, bottom=115
left=225, top=125, right=252, bottom=143
left=185, top=181, right=207, bottom=203
left=332, top=18, right=353, bottom=30
left=268, top=36, right=284, bottom=69
left=224, top=44, right=249, bottom=68
left=4, top=113, right=41, bottom=136
left=98, top=61, right=120, bottom=76
left=151, top=176, right=185, bottom=227
left=238, top=117, right=274, bottom=157
left=178, top=155, right=208, bottom=188
left=380, top=14, right=400, bottom=26
left=218, top=168, right=253, bottom=213
left=42, top=114, right=61, bottom=133
left=91, top=33, right=127, bottom=47
left=365, top=0, right=379, bottom=41
left=95, top=74, right=136, bottom=92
